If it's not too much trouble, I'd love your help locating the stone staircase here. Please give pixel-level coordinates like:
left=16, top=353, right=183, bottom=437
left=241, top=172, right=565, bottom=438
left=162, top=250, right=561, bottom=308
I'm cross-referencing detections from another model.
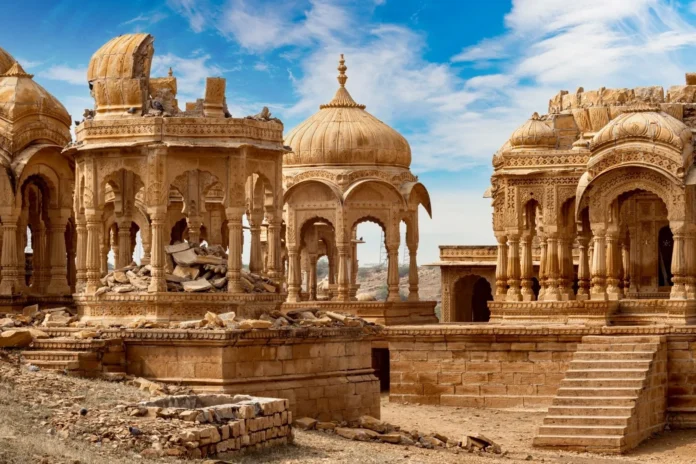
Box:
left=533, top=335, right=667, bottom=454
left=21, top=337, right=126, bottom=378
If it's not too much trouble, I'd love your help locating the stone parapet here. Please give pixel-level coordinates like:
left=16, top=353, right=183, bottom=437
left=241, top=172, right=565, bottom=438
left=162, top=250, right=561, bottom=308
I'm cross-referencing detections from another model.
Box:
left=281, top=300, right=438, bottom=326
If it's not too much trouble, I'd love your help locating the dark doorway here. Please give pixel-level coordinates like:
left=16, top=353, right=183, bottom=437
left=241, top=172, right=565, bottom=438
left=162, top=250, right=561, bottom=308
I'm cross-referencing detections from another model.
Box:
left=471, top=278, right=492, bottom=322
left=371, top=348, right=390, bottom=392
left=454, top=275, right=492, bottom=322
left=658, top=226, right=673, bottom=288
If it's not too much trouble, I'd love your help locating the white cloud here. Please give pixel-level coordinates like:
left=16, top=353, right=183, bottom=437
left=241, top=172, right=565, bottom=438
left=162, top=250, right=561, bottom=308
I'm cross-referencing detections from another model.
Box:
left=14, top=57, right=43, bottom=69
left=38, top=65, right=88, bottom=86
left=151, top=53, right=223, bottom=107
left=121, top=12, right=168, bottom=26
left=253, top=62, right=270, bottom=72
left=167, top=0, right=208, bottom=32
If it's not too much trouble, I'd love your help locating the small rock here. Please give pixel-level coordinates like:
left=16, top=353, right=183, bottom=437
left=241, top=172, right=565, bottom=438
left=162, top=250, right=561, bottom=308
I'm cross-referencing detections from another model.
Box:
left=335, top=427, right=379, bottom=441
left=358, top=415, right=387, bottom=433
left=79, top=408, right=88, bottom=416
left=294, top=417, right=318, bottom=430
left=0, top=329, right=33, bottom=348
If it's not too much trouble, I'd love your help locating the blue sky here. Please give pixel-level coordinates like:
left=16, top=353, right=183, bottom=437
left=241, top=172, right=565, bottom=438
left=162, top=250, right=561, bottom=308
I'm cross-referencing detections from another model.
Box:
left=4, top=0, right=696, bottom=264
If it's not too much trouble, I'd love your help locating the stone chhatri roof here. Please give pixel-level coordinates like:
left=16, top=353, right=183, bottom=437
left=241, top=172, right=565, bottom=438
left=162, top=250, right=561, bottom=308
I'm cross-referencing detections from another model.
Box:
left=284, top=54, right=412, bottom=168
left=509, top=112, right=558, bottom=150
left=0, top=46, right=15, bottom=75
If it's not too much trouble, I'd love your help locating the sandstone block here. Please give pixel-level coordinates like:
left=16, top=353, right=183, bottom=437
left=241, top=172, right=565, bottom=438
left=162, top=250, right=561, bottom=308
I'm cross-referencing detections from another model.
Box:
left=294, top=417, right=317, bottom=430
left=335, top=427, right=378, bottom=441
left=0, top=329, right=32, bottom=348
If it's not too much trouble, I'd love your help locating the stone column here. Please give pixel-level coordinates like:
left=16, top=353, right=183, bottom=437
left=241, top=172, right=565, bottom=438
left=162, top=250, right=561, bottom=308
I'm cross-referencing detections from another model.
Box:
left=141, top=229, right=151, bottom=266
left=186, top=216, right=202, bottom=245
left=226, top=207, right=244, bottom=293
left=337, top=243, right=350, bottom=301
left=45, top=211, right=71, bottom=295
left=493, top=235, right=507, bottom=300
left=386, top=243, right=400, bottom=302
left=576, top=234, right=591, bottom=300
left=109, top=226, right=118, bottom=273
left=117, top=219, right=132, bottom=269
left=75, top=217, right=87, bottom=289
left=506, top=234, right=522, bottom=301
left=308, top=253, right=318, bottom=301
left=85, top=212, right=102, bottom=294
left=559, top=235, right=574, bottom=300
left=621, top=240, right=630, bottom=297
left=605, top=232, right=622, bottom=300
left=590, top=227, right=607, bottom=300
left=407, top=243, right=419, bottom=301
left=520, top=233, right=535, bottom=301
left=147, top=210, right=167, bottom=293
left=0, top=215, right=19, bottom=295
left=544, top=233, right=560, bottom=301
left=684, top=230, right=696, bottom=299
left=538, top=234, right=547, bottom=300
left=671, top=224, right=687, bottom=300
left=248, top=214, right=263, bottom=274
left=286, top=246, right=301, bottom=302
left=266, top=215, right=280, bottom=279
left=32, top=220, right=47, bottom=293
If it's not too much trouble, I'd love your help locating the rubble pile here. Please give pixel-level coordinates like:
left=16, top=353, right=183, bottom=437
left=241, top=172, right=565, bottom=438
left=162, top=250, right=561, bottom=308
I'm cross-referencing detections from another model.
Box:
left=95, top=242, right=279, bottom=295
left=294, top=415, right=502, bottom=455
left=0, top=305, right=76, bottom=348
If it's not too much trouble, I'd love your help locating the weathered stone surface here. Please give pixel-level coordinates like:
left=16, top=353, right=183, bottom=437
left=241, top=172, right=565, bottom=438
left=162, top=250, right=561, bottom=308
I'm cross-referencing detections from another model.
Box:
left=238, top=320, right=272, bottom=330
left=358, top=415, right=387, bottom=433
left=294, top=417, right=317, bottom=430
left=182, top=279, right=213, bottom=292
left=0, top=329, right=32, bottom=348
left=335, top=427, right=378, bottom=441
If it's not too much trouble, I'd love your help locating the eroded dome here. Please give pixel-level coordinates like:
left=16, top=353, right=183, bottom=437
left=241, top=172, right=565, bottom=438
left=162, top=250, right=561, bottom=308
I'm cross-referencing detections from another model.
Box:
left=509, top=112, right=557, bottom=149
left=284, top=55, right=411, bottom=168
left=0, top=47, right=15, bottom=75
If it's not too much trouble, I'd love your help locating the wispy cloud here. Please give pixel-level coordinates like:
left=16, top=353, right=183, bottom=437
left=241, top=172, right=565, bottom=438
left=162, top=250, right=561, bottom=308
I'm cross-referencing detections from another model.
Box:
left=151, top=52, right=223, bottom=106
left=38, top=65, right=88, bottom=86
left=167, top=0, right=208, bottom=32
left=121, top=12, right=168, bottom=26
left=14, top=57, right=43, bottom=69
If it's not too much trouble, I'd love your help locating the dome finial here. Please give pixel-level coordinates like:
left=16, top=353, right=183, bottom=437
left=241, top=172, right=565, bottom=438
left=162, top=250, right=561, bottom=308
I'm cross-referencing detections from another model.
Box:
left=337, top=54, right=348, bottom=87
left=3, top=61, right=33, bottom=78
left=168, top=67, right=173, bottom=77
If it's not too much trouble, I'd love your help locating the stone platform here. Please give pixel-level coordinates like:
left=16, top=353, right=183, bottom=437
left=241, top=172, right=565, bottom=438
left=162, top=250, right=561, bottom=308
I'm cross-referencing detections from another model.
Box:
left=74, top=292, right=286, bottom=324
left=0, top=295, right=74, bottom=313
left=282, top=300, right=438, bottom=326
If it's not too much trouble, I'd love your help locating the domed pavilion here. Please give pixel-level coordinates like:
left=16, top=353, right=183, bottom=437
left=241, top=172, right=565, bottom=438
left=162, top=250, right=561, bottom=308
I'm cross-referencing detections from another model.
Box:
left=282, top=55, right=434, bottom=323
left=0, top=47, right=75, bottom=307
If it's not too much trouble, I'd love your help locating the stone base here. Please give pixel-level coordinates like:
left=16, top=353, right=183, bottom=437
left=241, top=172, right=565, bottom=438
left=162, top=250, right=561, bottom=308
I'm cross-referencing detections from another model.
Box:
left=0, top=294, right=74, bottom=313
left=75, top=292, right=286, bottom=324
left=488, top=300, right=619, bottom=325
left=282, top=300, right=438, bottom=326
left=612, top=299, right=696, bottom=325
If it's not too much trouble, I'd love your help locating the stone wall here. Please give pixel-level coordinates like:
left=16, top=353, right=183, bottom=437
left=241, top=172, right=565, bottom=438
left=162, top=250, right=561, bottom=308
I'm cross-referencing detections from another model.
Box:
left=122, top=327, right=380, bottom=421
left=387, top=326, right=580, bottom=408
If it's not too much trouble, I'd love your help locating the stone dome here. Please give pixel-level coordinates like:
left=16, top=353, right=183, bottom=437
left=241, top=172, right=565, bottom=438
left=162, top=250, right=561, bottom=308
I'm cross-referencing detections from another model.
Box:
left=591, top=105, right=691, bottom=155
left=284, top=55, right=411, bottom=168
left=509, top=112, right=557, bottom=149
left=0, top=47, right=15, bottom=75
left=0, top=62, right=72, bottom=152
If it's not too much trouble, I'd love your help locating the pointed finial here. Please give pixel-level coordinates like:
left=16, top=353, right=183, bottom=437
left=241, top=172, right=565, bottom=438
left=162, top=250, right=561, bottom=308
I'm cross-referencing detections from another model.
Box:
left=3, top=62, right=33, bottom=78
left=337, top=54, right=347, bottom=87
left=168, top=67, right=173, bottom=77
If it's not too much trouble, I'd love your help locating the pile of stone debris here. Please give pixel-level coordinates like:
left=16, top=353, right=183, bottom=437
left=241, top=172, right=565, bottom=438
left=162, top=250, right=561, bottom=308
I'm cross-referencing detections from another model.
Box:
left=96, top=242, right=279, bottom=295
left=294, top=415, right=502, bottom=455
left=0, top=305, right=76, bottom=348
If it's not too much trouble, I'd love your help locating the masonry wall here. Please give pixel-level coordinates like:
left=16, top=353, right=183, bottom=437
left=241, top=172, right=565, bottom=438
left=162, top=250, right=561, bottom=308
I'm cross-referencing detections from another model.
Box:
left=664, top=334, right=696, bottom=428
left=124, top=329, right=380, bottom=422
left=388, top=328, right=581, bottom=408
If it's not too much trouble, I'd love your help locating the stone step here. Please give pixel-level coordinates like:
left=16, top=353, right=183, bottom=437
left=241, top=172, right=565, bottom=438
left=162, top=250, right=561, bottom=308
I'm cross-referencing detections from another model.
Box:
left=29, top=338, right=107, bottom=351
left=537, top=425, right=626, bottom=437
left=27, top=360, right=81, bottom=371
left=22, top=350, right=95, bottom=362
left=581, top=336, right=662, bottom=345
left=542, top=415, right=630, bottom=427
left=565, top=369, right=648, bottom=379
left=533, top=434, right=625, bottom=450
left=552, top=396, right=637, bottom=407
left=573, top=351, right=655, bottom=361
left=568, top=360, right=651, bottom=370
left=580, top=343, right=660, bottom=352
left=560, top=378, right=645, bottom=388
left=556, top=387, right=642, bottom=398
left=547, top=405, right=634, bottom=417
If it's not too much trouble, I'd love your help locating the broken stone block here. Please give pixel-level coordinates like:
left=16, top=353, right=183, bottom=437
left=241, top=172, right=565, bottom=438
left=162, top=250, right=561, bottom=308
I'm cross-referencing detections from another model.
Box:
left=419, top=435, right=444, bottom=448
left=182, top=279, right=212, bottom=292
left=74, top=330, right=98, bottom=339
left=0, top=329, right=33, bottom=348
left=114, top=285, right=135, bottom=293
left=465, top=434, right=501, bottom=454
left=0, top=318, right=15, bottom=329
left=358, top=415, right=387, bottom=433
left=212, top=276, right=227, bottom=289
left=316, top=422, right=337, bottom=430
left=179, top=319, right=204, bottom=329
left=377, top=433, right=402, bottom=444
left=22, top=304, right=39, bottom=318
left=173, top=265, right=199, bottom=280
left=204, top=312, right=224, bottom=328
left=238, top=320, right=272, bottom=330
left=95, top=286, right=109, bottom=296
left=335, top=427, right=378, bottom=441
left=165, top=274, right=188, bottom=283
left=293, top=417, right=317, bottom=430
left=126, top=271, right=149, bottom=290
left=194, top=255, right=226, bottom=266
left=41, top=312, right=73, bottom=327
left=113, top=270, right=130, bottom=284
left=27, top=328, right=48, bottom=340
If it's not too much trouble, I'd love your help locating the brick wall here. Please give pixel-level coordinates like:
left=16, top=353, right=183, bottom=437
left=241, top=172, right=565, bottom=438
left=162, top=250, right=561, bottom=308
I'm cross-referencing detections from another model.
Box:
left=124, top=328, right=380, bottom=421
left=387, top=328, right=581, bottom=408
left=665, top=334, right=696, bottom=428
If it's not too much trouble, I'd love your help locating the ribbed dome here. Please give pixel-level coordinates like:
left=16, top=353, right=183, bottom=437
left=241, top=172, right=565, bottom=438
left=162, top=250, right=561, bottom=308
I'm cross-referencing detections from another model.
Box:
left=509, top=112, right=557, bottom=149
left=0, top=62, right=71, bottom=151
left=0, top=47, right=15, bottom=75
left=284, top=55, right=411, bottom=168
left=591, top=104, right=691, bottom=155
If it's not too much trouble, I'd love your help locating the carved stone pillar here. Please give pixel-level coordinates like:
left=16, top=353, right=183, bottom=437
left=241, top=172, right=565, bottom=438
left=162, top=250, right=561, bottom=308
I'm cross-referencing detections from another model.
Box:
left=558, top=235, right=574, bottom=300
left=671, top=224, right=687, bottom=300
left=605, top=232, right=622, bottom=300
left=266, top=215, right=280, bottom=279
left=85, top=212, right=102, bottom=294
left=494, top=234, right=508, bottom=301
left=337, top=243, right=350, bottom=302
left=590, top=227, right=607, bottom=300
left=0, top=215, right=19, bottom=295
left=576, top=234, right=590, bottom=300
left=407, top=243, right=419, bottom=301
left=620, top=239, right=629, bottom=297
left=386, top=243, right=400, bottom=302
left=109, top=226, right=118, bottom=274
left=287, top=246, right=301, bottom=302
left=75, top=217, right=87, bottom=289
left=544, top=233, right=560, bottom=301
left=249, top=214, right=263, bottom=274
left=684, top=230, right=696, bottom=299
left=520, top=233, right=535, bottom=301
left=141, top=230, right=151, bottom=266
left=308, top=253, right=318, bottom=301
left=32, top=220, right=47, bottom=293
left=538, top=234, right=547, bottom=300
left=147, top=210, right=167, bottom=293
left=186, top=215, right=202, bottom=245
left=506, top=234, right=522, bottom=301
left=117, top=220, right=132, bottom=269
left=226, top=207, right=244, bottom=293
left=46, top=211, right=71, bottom=295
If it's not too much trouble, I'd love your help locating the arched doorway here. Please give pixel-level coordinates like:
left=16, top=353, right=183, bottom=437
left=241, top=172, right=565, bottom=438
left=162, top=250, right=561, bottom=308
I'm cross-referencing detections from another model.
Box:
left=453, top=275, right=492, bottom=322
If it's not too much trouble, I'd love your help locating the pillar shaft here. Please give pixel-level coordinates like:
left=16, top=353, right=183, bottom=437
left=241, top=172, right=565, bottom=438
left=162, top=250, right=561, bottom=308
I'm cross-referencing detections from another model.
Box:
left=147, top=211, right=167, bottom=293
left=576, top=235, right=590, bottom=300
left=85, top=213, right=102, bottom=294
left=590, top=229, right=607, bottom=300
left=408, top=244, right=419, bottom=301
left=46, top=213, right=70, bottom=295
left=544, top=234, right=560, bottom=301
left=75, top=218, right=87, bottom=289
left=226, top=207, right=244, bottom=293
left=605, top=233, right=622, bottom=300
left=117, top=221, right=132, bottom=269
left=249, top=217, right=263, bottom=274
left=671, top=227, right=687, bottom=300
left=506, top=234, right=522, bottom=301
left=520, top=234, right=535, bottom=301
left=337, top=244, right=350, bottom=301
left=287, top=247, right=301, bottom=302
left=386, top=244, right=400, bottom=302
left=0, top=217, right=19, bottom=295
left=308, top=254, right=318, bottom=301
left=538, top=235, right=547, bottom=300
